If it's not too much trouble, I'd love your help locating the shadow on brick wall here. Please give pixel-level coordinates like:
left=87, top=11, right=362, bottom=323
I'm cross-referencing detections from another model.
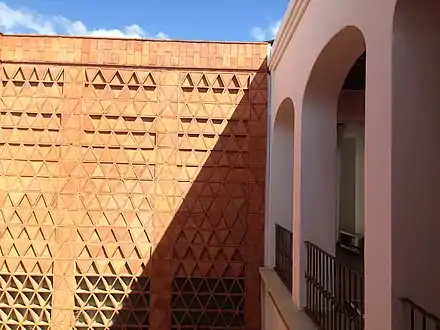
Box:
left=73, top=61, right=268, bottom=330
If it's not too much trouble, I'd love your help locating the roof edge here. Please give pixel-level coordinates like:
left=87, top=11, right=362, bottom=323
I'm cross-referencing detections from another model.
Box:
left=2, top=33, right=268, bottom=45
left=268, top=0, right=310, bottom=71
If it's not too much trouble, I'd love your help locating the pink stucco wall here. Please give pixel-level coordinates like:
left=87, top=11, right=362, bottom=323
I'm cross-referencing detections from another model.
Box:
left=391, top=0, right=440, bottom=320
left=268, top=0, right=440, bottom=329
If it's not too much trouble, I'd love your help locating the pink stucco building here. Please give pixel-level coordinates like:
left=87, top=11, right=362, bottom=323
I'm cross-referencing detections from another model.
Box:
left=261, top=0, right=440, bottom=329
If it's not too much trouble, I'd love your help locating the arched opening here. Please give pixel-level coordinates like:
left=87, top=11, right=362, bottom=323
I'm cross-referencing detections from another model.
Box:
left=392, top=0, right=440, bottom=326
left=268, top=98, right=295, bottom=290
left=297, top=26, right=366, bottom=328
left=272, top=98, right=295, bottom=233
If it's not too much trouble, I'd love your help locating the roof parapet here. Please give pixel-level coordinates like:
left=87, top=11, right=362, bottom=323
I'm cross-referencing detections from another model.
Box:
left=268, top=0, right=310, bottom=71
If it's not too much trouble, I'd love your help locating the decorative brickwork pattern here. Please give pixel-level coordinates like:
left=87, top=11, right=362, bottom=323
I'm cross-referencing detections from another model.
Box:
left=0, top=62, right=61, bottom=330
left=0, top=272, right=53, bottom=330
left=74, top=264, right=151, bottom=330
left=171, top=277, right=245, bottom=330
left=0, top=35, right=267, bottom=330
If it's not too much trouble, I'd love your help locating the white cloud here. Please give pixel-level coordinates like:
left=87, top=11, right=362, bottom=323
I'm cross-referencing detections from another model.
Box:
left=0, top=2, right=168, bottom=39
left=155, top=32, right=169, bottom=40
left=250, top=20, right=281, bottom=41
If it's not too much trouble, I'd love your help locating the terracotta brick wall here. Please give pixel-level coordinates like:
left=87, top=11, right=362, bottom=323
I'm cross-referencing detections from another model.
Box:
left=0, top=34, right=267, bottom=330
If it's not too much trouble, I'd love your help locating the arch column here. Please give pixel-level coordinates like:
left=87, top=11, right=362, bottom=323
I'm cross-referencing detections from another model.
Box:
left=365, top=2, right=440, bottom=329
left=295, top=26, right=366, bottom=309
left=390, top=1, right=440, bottom=329
left=363, top=23, right=393, bottom=330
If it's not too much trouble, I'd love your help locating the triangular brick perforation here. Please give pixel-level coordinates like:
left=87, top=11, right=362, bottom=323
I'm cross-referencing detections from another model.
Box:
left=2, top=66, right=65, bottom=96
left=42, top=69, right=54, bottom=83
left=92, top=70, right=107, bottom=85
left=128, top=72, right=141, bottom=85
left=198, top=74, right=210, bottom=89
left=212, top=74, right=225, bottom=88
left=85, top=69, right=158, bottom=96
left=12, top=68, right=26, bottom=81
left=143, top=73, right=156, bottom=87
left=229, top=75, right=242, bottom=89
left=110, top=71, right=125, bottom=86
left=73, top=264, right=150, bottom=328
left=181, top=73, right=195, bottom=89
left=29, top=68, right=40, bottom=82
left=172, top=277, right=245, bottom=329
left=0, top=265, right=54, bottom=327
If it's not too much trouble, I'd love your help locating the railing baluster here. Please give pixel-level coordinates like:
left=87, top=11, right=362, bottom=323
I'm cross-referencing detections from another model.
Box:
left=274, top=224, right=293, bottom=292
left=304, top=241, right=364, bottom=330
left=318, top=246, right=322, bottom=325
left=325, top=253, right=330, bottom=330
left=312, top=245, right=316, bottom=319
left=330, top=255, right=335, bottom=330
left=402, top=298, right=440, bottom=330
left=410, top=307, right=414, bottom=330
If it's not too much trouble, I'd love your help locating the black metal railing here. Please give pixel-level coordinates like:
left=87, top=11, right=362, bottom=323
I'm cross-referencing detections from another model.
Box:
left=305, top=241, right=364, bottom=330
left=275, top=224, right=293, bottom=292
left=402, top=298, right=440, bottom=330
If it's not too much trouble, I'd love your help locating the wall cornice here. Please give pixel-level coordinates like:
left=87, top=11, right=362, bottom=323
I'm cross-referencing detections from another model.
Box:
left=268, top=0, right=310, bottom=72
left=0, top=35, right=268, bottom=71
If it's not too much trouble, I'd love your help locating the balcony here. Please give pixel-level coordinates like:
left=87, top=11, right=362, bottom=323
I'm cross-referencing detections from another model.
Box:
left=260, top=223, right=318, bottom=330
left=305, top=241, right=364, bottom=330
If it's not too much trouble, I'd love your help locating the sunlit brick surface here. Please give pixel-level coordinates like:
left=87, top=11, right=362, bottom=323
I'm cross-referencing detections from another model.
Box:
left=0, top=35, right=267, bottom=330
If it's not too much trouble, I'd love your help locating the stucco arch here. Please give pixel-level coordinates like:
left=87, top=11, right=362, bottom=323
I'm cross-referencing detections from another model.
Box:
left=294, top=25, right=367, bottom=309
left=300, top=25, right=366, bottom=249
left=304, top=26, right=366, bottom=104
left=269, top=3, right=374, bottom=127
left=266, top=97, right=295, bottom=267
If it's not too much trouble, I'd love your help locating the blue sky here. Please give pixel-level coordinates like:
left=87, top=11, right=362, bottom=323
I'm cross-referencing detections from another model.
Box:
left=0, top=0, right=288, bottom=41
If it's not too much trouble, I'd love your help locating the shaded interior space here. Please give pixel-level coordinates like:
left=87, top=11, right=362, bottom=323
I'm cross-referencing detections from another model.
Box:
left=336, top=51, right=365, bottom=274
left=342, top=52, right=365, bottom=91
left=300, top=26, right=366, bottom=330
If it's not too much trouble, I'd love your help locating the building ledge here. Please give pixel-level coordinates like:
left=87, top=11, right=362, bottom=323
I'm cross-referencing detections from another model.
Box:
left=2, top=33, right=268, bottom=45
left=259, top=267, right=318, bottom=330
left=268, top=0, right=310, bottom=71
